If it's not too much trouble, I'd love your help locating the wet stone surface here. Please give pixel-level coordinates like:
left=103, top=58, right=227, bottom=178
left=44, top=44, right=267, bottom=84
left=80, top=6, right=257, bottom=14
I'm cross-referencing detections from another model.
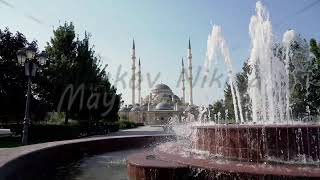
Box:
left=127, top=150, right=320, bottom=180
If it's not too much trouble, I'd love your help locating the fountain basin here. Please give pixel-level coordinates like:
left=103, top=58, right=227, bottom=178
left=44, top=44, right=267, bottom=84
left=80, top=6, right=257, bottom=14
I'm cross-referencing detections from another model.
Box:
left=0, top=134, right=174, bottom=180
left=195, top=124, right=320, bottom=163
left=127, top=151, right=320, bottom=179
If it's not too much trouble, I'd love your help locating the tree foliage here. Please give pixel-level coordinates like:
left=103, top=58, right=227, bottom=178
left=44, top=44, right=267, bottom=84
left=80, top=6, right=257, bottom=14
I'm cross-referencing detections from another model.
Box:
left=287, top=38, right=310, bottom=118
left=0, top=23, right=121, bottom=124
left=307, top=39, right=320, bottom=115
left=44, top=22, right=121, bottom=123
left=0, top=28, right=43, bottom=122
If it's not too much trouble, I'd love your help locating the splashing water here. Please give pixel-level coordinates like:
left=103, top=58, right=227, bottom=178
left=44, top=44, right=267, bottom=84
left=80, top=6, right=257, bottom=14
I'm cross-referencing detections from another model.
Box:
left=282, top=30, right=297, bottom=122
left=157, top=106, right=217, bottom=157
left=205, top=25, right=244, bottom=123
left=283, top=30, right=311, bottom=79
left=247, top=1, right=291, bottom=124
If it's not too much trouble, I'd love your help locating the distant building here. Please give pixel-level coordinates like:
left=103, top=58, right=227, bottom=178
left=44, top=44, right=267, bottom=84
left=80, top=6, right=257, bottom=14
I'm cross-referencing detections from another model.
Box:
left=118, top=39, right=196, bottom=125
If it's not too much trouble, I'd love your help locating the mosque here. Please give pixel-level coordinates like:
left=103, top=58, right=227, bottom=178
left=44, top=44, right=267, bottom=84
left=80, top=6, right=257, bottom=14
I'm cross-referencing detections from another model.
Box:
left=118, top=39, right=196, bottom=125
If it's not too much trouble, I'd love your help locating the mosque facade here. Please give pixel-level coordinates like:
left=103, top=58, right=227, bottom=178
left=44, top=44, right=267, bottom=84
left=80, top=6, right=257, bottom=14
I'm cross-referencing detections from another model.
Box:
left=118, top=39, right=195, bottom=125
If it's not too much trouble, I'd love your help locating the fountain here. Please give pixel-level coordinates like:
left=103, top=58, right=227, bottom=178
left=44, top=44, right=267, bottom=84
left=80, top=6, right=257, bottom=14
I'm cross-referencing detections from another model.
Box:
left=205, top=24, right=244, bottom=124
left=127, top=1, right=320, bottom=179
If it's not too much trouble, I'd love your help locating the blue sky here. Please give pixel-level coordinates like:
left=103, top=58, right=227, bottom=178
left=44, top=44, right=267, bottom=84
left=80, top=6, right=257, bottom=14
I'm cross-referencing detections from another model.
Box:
left=1, top=0, right=319, bottom=105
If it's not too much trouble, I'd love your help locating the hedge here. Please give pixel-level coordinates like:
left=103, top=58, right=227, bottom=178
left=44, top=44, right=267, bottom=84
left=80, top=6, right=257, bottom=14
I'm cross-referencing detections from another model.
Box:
left=5, top=120, right=142, bottom=143
left=7, top=122, right=120, bottom=142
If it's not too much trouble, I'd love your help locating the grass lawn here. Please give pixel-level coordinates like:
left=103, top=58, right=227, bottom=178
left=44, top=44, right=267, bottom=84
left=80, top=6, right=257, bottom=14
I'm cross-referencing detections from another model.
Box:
left=0, top=136, right=22, bottom=148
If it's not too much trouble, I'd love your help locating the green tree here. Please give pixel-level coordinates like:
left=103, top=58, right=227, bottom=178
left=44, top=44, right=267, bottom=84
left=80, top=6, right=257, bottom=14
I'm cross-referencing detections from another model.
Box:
left=43, top=22, right=121, bottom=123
left=287, top=38, right=310, bottom=119
left=307, top=39, right=320, bottom=115
left=0, top=28, right=43, bottom=123
left=310, top=39, right=320, bottom=63
left=44, top=22, right=78, bottom=124
left=291, top=83, right=308, bottom=118
left=68, top=33, right=121, bottom=122
left=223, top=83, right=234, bottom=121
left=236, top=62, right=251, bottom=120
left=211, top=99, right=225, bottom=122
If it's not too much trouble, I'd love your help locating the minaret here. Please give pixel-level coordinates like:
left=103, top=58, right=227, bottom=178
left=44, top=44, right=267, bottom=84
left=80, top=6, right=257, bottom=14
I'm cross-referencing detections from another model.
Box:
left=187, top=38, right=193, bottom=105
left=138, top=58, right=141, bottom=105
left=181, top=58, right=186, bottom=104
left=131, top=39, right=136, bottom=105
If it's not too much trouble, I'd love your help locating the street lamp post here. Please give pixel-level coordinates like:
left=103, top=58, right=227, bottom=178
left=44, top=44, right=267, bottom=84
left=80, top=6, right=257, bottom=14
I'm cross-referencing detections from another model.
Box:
left=17, top=46, right=47, bottom=145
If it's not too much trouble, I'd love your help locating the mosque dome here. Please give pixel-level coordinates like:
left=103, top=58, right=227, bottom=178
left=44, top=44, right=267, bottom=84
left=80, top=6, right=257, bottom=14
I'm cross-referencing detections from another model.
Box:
left=140, top=83, right=183, bottom=106
left=154, top=84, right=171, bottom=91
left=155, top=102, right=173, bottom=110
left=154, top=93, right=171, bottom=101
left=151, top=84, right=173, bottom=95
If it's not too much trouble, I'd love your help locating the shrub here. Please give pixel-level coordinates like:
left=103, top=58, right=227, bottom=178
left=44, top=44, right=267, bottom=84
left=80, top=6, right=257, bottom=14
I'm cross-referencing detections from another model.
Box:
left=84, top=121, right=119, bottom=135
left=7, top=120, right=126, bottom=144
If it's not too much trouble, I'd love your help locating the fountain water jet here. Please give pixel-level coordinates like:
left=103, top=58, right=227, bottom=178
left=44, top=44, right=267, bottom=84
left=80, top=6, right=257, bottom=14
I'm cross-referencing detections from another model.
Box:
left=205, top=25, right=244, bottom=123
left=247, top=1, right=289, bottom=123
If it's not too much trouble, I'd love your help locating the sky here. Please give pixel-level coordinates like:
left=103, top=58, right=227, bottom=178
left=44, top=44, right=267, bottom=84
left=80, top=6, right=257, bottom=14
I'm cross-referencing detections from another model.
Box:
left=0, top=0, right=319, bottom=105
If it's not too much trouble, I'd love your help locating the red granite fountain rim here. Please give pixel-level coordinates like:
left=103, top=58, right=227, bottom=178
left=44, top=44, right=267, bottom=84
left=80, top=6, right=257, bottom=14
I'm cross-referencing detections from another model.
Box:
left=194, top=124, right=320, bottom=129
left=0, top=134, right=173, bottom=168
left=153, top=151, right=320, bottom=178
